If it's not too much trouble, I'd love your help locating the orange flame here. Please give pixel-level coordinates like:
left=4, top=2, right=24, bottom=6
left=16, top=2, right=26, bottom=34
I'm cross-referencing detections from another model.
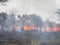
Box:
left=23, top=25, right=38, bottom=31
left=44, top=26, right=51, bottom=32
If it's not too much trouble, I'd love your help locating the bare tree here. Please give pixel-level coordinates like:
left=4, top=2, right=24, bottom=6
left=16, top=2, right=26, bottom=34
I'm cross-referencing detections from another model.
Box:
left=0, top=0, right=8, bottom=5
left=55, top=9, right=60, bottom=20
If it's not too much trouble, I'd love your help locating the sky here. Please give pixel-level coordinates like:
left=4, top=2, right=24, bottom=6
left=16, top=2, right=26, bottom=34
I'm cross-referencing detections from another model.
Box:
left=0, top=0, right=60, bottom=23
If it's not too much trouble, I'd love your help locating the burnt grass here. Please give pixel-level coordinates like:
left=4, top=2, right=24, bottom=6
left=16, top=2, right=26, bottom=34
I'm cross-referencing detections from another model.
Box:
left=0, top=30, right=60, bottom=45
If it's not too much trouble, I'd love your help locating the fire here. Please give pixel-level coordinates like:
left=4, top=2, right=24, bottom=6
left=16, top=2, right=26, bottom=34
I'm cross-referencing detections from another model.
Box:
left=10, top=25, right=21, bottom=31
left=52, top=27, right=57, bottom=32
left=44, top=26, right=60, bottom=32
left=23, top=25, right=30, bottom=30
left=51, top=25, right=60, bottom=32
left=44, top=26, right=51, bottom=32
left=23, top=25, right=38, bottom=31
left=9, top=24, right=60, bottom=32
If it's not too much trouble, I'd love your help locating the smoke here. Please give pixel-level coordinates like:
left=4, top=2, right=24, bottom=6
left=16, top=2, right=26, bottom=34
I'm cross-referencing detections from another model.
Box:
left=0, top=0, right=60, bottom=23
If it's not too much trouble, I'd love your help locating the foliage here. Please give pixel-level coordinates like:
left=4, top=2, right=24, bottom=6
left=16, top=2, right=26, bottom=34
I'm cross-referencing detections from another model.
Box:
left=22, top=14, right=42, bottom=28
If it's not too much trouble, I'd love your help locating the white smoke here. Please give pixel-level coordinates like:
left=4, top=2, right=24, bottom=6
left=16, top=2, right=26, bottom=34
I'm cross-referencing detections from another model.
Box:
left=0, top=0, right=60, bottom=23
